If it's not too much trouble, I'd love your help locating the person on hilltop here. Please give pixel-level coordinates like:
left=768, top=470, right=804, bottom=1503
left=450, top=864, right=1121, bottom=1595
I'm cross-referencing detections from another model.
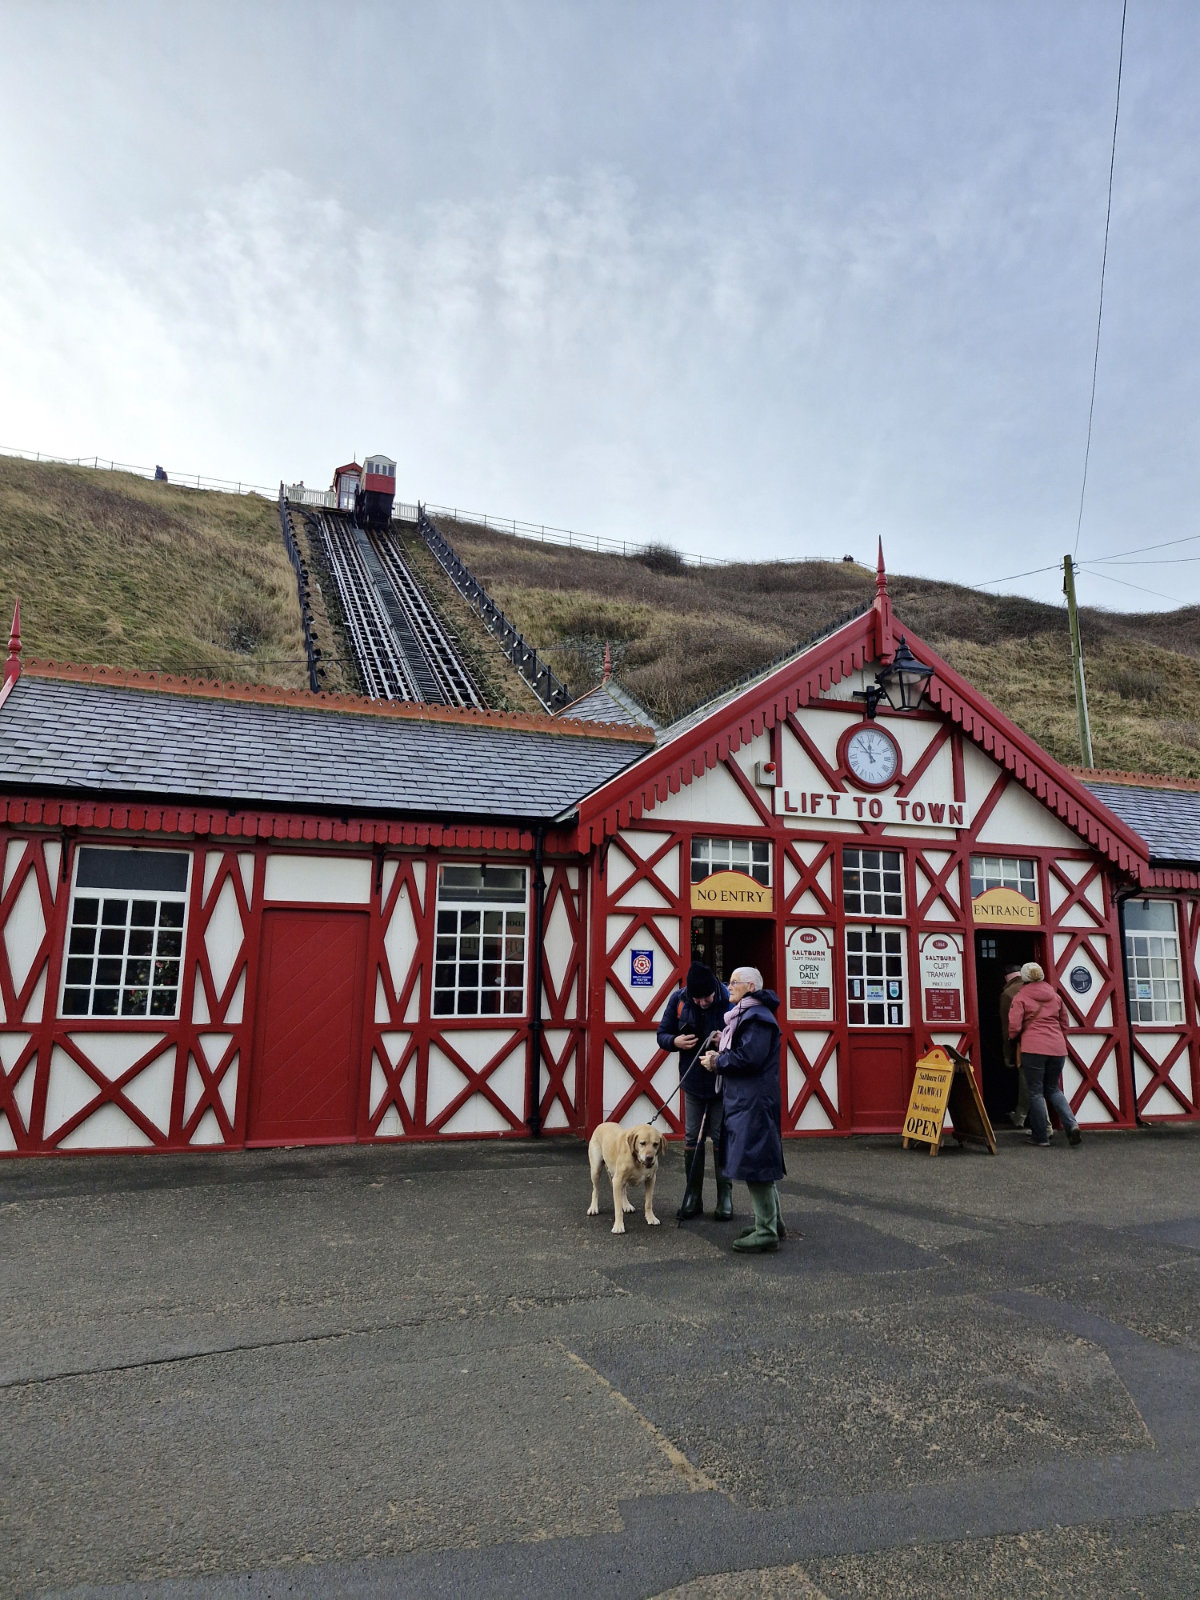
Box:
left=657, top=961, right=731, bottom=1220
left=999, top=963, right=1029, bottom=1129
left=1007, top=961, right=1082, bottom=1149
left=700, top=965, right=788, bottom=1252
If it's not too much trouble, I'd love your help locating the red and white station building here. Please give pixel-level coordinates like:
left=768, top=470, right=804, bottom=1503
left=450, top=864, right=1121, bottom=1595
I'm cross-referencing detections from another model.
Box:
left=1, top=567, right=1199, bottom=1158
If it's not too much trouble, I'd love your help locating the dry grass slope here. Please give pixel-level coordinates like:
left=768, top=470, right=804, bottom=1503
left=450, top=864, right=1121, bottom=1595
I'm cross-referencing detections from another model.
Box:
left=0, top=456, right=308, bottom=688
left=4, top=454, right=1199, bottom=780
left=435, top=516, right=1200, bottom=778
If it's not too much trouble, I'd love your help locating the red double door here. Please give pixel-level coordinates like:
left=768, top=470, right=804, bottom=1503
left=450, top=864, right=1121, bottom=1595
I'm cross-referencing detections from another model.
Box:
left=247, top=910, right=369, bottom=1145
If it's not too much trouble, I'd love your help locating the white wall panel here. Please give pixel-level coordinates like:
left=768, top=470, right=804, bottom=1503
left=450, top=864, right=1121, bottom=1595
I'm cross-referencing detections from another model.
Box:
left=60, top=1103, right=152, bottom=1149
left=263, top=854, right=372, bottom=904
left=3, top=869, right=45, bottom=996
left=121, top=1050, right=176, bottom=1135
left=649, top=761, right=762, bottom=825
left=204, top=876, right=243, bottom=997
left=975, top=781, right=1082, bottom=850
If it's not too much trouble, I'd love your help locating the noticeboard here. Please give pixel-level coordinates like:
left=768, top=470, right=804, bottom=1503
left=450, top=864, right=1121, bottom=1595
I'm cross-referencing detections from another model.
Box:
left=902, top=1045, right=996, bottom=1157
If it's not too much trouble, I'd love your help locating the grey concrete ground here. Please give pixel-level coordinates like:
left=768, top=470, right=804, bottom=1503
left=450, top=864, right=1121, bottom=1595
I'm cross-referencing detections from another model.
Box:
left=2, top=1126, right=1199, bottom=1600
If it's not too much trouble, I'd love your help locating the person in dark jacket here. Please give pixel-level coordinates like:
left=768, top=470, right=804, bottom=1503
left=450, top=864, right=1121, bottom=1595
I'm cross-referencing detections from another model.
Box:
left=701, top=966, right=787, bottom=1252
left=1008, top=961, right=1082, bottom=1148
left=999, top=964, right=1028, bottom=1128
left=657, top=962, right=731, bottom=1219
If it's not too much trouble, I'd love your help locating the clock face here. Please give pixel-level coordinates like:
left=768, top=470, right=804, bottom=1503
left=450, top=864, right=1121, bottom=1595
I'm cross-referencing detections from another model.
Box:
left=844, top=726, right=900, bottom=788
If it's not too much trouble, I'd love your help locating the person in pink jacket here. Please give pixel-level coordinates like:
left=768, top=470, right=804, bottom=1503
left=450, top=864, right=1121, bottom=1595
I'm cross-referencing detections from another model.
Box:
left=1007, top=962, right=1082, bottom=1148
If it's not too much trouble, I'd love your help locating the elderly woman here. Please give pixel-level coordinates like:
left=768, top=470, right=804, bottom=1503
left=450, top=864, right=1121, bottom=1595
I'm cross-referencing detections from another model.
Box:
left=701, top=965, right=787, bottom=1252
left=1008, top=961, right=1082, bottom=1149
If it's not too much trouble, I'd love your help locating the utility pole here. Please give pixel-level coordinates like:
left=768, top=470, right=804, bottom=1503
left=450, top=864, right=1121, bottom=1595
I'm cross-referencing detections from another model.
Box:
left=1063, top=555, right=1094, bottom=768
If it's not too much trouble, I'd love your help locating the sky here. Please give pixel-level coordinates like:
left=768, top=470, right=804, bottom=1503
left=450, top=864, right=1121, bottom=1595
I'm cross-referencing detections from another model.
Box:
left=1, top=0, right=1198, bottom=611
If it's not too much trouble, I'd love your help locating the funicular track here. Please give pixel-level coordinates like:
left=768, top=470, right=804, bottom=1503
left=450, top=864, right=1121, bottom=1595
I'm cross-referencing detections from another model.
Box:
left=302, top=508, right=483, bottom=708
left=370, top=530, right=484, bottom=708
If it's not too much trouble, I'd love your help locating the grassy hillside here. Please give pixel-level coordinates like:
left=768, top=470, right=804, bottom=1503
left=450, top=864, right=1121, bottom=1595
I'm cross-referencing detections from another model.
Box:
left=432, top=516, right=1200, bottom=778
left=3, top=453, right=1198, bottom=780
left=0, top=456, right=308, bottom=688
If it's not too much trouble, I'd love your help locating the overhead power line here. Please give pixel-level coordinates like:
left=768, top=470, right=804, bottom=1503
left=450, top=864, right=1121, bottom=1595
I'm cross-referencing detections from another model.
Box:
left=1075, top=564, right=1177, bottom=603
left=1088, top=529, right=1200, bottom=563
left=1072, top=0, right=1129, bottom=560
left=973, top=562, right=1063, bottom=588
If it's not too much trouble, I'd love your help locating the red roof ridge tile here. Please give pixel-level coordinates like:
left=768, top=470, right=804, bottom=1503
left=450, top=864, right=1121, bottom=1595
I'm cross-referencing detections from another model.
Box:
left=21, top=659, right=655, bottom=743
left=1072, top=766, right=1200, bottom=792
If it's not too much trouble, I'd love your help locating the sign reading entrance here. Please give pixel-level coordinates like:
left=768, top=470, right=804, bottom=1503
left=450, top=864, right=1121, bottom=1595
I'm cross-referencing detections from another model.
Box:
left=971, top=886, right=1040, bottom=926
left=901, top=1045, right=996, bottom=1157
left=690, top=871, right=773, bottom=913
left=785, top=925, right=834, bottom=1022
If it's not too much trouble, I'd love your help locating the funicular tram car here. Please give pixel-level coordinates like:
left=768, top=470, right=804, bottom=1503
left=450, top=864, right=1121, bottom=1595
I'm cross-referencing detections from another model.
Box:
left=1, top=560, right=1200, bottom=1159
left=355, top=453, right=396, bottom=530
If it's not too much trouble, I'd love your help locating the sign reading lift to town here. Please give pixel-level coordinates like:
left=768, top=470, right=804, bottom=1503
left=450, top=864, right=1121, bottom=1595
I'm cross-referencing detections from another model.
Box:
left=774, top=789, right=973, bottom=829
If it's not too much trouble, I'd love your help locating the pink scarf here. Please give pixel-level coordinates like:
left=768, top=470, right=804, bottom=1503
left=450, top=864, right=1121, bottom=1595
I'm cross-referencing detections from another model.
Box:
left=718, top=994, right=757, bottom=1053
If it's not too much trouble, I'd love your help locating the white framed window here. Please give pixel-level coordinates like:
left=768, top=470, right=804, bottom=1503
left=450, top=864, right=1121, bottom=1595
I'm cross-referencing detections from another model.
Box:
left=61, top=848, right=190, bottom=1018
left=842, top=848, right=904, bottom=917
left=970, top=855, right=1037, bottom=902
left=1124, top=900, right=1185, bottom=1024
left=691, top=836, right=771, bottom=886
left=433, top=864, right=528, bottom=1017
left=845, top=927, right=907, bottom=1026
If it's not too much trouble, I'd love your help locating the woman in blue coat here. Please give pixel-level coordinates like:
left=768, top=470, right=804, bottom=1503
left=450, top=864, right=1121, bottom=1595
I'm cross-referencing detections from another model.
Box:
left=701, top=965, right=787, bottom=1252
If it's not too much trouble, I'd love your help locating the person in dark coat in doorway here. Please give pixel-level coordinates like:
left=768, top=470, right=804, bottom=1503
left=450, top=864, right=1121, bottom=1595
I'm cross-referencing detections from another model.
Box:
left=1000, top=964, right=1029, bottom=1128
left=700, top=965, right=787, bottom=1252
left=656, top=962, right=731, bottom=1219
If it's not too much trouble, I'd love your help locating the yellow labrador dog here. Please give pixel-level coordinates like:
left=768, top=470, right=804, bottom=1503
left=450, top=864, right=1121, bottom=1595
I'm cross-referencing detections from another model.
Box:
left=587, top=1121, right=664, bottom=1234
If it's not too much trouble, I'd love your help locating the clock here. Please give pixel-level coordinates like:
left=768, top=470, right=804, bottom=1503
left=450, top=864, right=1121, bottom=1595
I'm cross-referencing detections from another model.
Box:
left=839, top=723, right=901, bottom=790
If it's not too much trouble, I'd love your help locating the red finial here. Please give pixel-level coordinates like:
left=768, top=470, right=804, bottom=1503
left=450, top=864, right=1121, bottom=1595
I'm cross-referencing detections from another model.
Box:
left=5, top=601, right=20, bottom=676
left=873, top=541, right=895, bottom=658
left=1, top=600, right=21, bottom=701
left=603, top=641, right=612, bottom=680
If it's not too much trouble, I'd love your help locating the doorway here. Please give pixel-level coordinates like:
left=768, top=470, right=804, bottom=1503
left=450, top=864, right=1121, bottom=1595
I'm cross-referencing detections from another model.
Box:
left=248, top=909, right=369, bottom=1145
left=974, top=929, right=1040, bottom=1120
left=690, top=917, right=776, bottom=992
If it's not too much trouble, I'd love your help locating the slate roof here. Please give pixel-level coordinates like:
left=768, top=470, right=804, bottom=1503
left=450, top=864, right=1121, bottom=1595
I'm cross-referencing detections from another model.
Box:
left=1084, top=781, right=1200, bottom=867
left=560, top=680, right=658, bottom=732
left=0, top=675, right=645, bottom=821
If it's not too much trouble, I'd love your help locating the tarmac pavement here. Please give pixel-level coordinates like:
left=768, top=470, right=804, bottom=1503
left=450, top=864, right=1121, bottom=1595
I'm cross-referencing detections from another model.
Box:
left=2, top=1125, right=1199, bottom=1599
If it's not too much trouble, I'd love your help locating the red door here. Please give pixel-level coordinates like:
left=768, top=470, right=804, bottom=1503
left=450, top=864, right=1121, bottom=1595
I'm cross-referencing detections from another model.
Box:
left=248, top=910, right=368, bottom=1145
left=847, top=1035, right=912, bottom=1132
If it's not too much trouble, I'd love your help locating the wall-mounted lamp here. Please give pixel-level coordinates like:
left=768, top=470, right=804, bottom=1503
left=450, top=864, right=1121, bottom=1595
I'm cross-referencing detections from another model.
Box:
left=854, top=637, right=935, bottom=718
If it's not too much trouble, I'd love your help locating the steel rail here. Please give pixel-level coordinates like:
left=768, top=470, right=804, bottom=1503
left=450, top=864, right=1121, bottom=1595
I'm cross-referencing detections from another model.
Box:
left=310, top=510, right=422, bottom=701
left=370, top=531, right=485, bottom=710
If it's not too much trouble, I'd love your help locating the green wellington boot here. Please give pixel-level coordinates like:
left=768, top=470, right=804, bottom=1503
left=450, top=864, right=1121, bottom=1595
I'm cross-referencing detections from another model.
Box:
left=713, top=1173, right=734, bottom=1221
left=676, top=1144, right=705, bottom=1220
left=737, top=1185, right=785, bottom=1238
left=731, top=1182, right=779, bottom=1251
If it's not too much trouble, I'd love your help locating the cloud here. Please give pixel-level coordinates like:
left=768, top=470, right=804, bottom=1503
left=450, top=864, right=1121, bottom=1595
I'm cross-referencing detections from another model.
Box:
left=0, top=134, right=1196, bottom=600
